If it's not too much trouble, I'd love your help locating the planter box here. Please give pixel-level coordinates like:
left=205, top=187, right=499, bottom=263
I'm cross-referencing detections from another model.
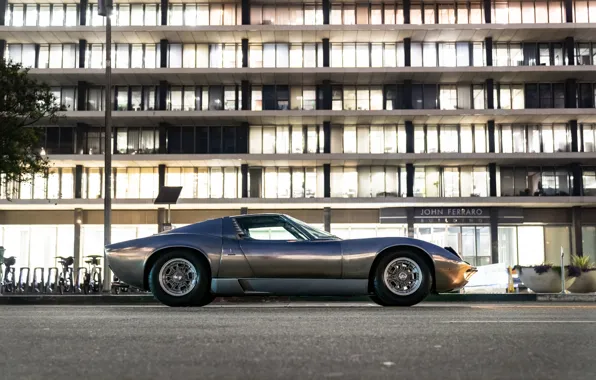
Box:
left=518, top=268, right=577, bottom=293
left=568, top=271, right=596, bottom=293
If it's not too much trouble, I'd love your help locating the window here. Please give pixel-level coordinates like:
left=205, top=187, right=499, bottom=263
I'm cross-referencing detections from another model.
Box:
left=235, top=215, right=311, bottom=240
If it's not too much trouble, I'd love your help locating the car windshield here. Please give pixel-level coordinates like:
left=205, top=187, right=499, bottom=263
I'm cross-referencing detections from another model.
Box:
left=284, top=216, right=341, bottom=241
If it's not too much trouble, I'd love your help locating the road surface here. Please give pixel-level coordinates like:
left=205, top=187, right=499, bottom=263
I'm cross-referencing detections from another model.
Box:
left=1, top=303, right=595, bottom=379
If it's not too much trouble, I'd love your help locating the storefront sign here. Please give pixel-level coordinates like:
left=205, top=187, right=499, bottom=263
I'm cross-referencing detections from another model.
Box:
left=414, top=207, right=490, bottom=224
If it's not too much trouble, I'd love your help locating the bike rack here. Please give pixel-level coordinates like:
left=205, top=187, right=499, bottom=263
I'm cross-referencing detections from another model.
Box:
left=1, top=267, right=16, bottom=293
left=31, top=268, right=45, bottom=293
left=16, top=267, right=30, bottom=293
left=75, top=267, right=88, bottom=293
left=45, top=267, right=59, bottom=293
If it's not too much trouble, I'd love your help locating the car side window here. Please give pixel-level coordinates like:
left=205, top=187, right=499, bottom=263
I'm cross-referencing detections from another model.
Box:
left=247, top=226, right=298, bottom=241
left=234, top=215, right=308, bottom=241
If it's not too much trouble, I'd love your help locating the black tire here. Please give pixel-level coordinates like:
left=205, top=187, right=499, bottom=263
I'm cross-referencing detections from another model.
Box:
left=372, top=250, right=432, bottom=307
left=369, top=295, right=391, bottom=306
left=148, top=250, right=211, bottom=307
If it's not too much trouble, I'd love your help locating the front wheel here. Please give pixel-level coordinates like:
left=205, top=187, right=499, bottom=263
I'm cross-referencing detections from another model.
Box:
left=148, top=250, right=211, bottom=307
left=372, top=250, right=432, bottom=307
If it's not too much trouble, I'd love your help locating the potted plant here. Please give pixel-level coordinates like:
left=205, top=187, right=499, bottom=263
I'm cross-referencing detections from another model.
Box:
left=567, top=255, right=596, bottom=293
left=514, top=263, right=581, bottom=293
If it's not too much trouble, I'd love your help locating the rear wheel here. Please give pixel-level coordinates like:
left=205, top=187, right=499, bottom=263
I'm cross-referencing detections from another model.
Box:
left=372, top=250, right=432, bottom=307
left=148, top=250, right=212, bottom=307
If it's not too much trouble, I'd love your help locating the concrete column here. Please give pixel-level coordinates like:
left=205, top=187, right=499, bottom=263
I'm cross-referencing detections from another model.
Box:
left=75, top=165, right=83, bottom=199
left=322, top=0, right=330, bottom=25
left=242, top=39, right=248, bottom=68
left=158, top=123, right=167, bottom=153
left=242, top=0, right=250, bottom=25
left=406, top=164, right=414, bottom=197
left=404, top=38, right=411, bottom=67
left=0, top=0, right=6, bottom=26
left=77, top=81, right=88, bottom=111
left=159, top=39, right=168, bottom=68
left=323, top=164, right=331, bottom=198
left=570, top=120, right=579, bottom=152
left=157, top=207, right=166, bottom=232
left=159, top=80, right=168, bottom=110
left=73, top=208, right=83, bottom=272
left=487, top=120, right=496, bottom=153
left=322, top=38, right=330, bottom=67
left=485, top=37, right=493, bottom=66
left=572, top=163, right=583, bottom=196
left=565, top=36, right=575, bottom=65
left=403, top=80, right=412, bottom=109
left=323, top=121, right=331, bottom=153
left=572, top=207, right=583, bottom=256
left=161, top=0, right=168, bottom=26
left=158, top=164, right=166, bottom=190
left=75, top=123, right=88, bottom=154
left=241, top=80, right=250, bottom=110
left=79, top=0, right=88, bottom=26
left=321, top=80, right=332, bottom=110
left=406, top=208, right=414, bottom=238
left=403, top=0, right=410, bottom=24
left=238, top=122, right=249, bottom=153
left=490, top=208, right=498, bottom=264
left=489, top=163, right=497, bottom=196
left=241, top=164, right=249, bottom=198
left=486, top=79, right=494, bottom=109
left=78, top=40, right=87, bottom=68
left=565, top=0, right=573, bottom=23
left=565, top=79, right=577, bottom=108
left=483, top=0, right=492, bottom=23
left=324, top=207, right=331, bottom=232
left=405, top=121, right=414, bottom=153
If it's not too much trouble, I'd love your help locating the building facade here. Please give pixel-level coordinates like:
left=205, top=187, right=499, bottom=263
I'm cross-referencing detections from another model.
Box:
left=1, top=0, right=596, bottom=274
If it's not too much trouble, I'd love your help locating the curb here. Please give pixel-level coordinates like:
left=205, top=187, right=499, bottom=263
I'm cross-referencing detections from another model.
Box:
left=0, top=293, right=543, bottom=305
left=536, top=294, right=596, bottom=302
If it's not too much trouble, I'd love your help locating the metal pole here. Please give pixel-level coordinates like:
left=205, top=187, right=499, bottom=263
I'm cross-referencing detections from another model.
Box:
left=560, top=246, right=565, bottom=294
left=103, top=8, right=112, bottom=293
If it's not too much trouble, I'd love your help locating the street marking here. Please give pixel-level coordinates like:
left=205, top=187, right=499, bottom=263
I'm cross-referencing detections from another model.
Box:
left=443, top=320, right=596, bottom=323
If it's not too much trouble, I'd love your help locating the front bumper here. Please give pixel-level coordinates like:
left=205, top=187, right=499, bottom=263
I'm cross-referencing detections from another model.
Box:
left=434, top=258, right=478, bottom=292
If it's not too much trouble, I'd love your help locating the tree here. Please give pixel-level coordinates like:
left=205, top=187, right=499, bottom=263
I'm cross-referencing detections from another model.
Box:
left=0, top=59, right=61, bottom=197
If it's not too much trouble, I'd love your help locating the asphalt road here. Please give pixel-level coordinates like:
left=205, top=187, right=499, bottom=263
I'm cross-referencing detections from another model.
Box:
left=1, top=303, right=596, bottom=380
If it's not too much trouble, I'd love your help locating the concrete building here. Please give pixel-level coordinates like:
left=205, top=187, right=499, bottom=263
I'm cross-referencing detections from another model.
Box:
left=1, top=0, right=596, bottom=274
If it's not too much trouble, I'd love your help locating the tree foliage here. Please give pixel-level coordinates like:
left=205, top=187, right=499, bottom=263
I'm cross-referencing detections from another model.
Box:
left=0, top=59, right=61, bottom=193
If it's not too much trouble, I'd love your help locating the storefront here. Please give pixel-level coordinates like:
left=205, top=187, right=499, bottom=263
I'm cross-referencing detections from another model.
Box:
left=380, top=206, right=583, bottom=268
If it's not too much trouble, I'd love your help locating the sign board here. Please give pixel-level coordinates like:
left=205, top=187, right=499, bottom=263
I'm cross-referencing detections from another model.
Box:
left=414, top=207, right=490, bottom=224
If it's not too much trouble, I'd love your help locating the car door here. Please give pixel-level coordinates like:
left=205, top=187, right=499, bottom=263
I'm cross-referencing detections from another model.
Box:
left=235, top=216, right=342, bottom=278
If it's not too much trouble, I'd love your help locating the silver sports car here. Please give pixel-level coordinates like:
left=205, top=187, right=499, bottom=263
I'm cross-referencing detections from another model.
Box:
left=105, top=213, right=477, bottom=307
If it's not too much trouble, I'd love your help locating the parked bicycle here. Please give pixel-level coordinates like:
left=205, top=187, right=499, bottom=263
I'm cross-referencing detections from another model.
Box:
left=54, top=256, right=74, bottom=295
left=1, top=257, right=17, bottom=294
left=82, top=255, right=103, bottom=294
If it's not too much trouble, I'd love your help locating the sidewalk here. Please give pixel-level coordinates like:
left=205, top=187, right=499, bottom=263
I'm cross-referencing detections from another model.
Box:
left=3, top=292, right=594, bottom=305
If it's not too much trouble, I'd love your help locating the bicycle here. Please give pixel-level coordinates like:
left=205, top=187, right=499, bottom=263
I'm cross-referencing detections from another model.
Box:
left=55, top=256, right=74, bottom=295
left=82, top=255, right=103, bottom=294
left=0, top=256, right=16, bottom=294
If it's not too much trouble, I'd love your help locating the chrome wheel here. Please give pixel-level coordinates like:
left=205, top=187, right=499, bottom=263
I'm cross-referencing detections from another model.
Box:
left=383, top=257, right=422, bottom=296
left=158, top=258, right=198, bottom=297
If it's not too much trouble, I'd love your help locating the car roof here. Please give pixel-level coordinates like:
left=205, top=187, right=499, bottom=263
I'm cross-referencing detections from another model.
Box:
left=229, top=213, right=285, bottom=219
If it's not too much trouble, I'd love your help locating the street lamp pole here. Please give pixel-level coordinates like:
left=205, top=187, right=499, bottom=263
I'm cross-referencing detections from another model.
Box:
left=99, top=0, right=112, bottom=292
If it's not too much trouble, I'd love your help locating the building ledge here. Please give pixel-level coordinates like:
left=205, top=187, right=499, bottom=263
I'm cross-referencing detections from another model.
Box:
left=2, top=23, right=595, bottom=43
left=1, top=196, right=596, bottom=210
left=52, top=109, right=596, bottom=126
left=43, top=152, right=596, bottom=168
left=26, top=66, right=596, bottom=86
